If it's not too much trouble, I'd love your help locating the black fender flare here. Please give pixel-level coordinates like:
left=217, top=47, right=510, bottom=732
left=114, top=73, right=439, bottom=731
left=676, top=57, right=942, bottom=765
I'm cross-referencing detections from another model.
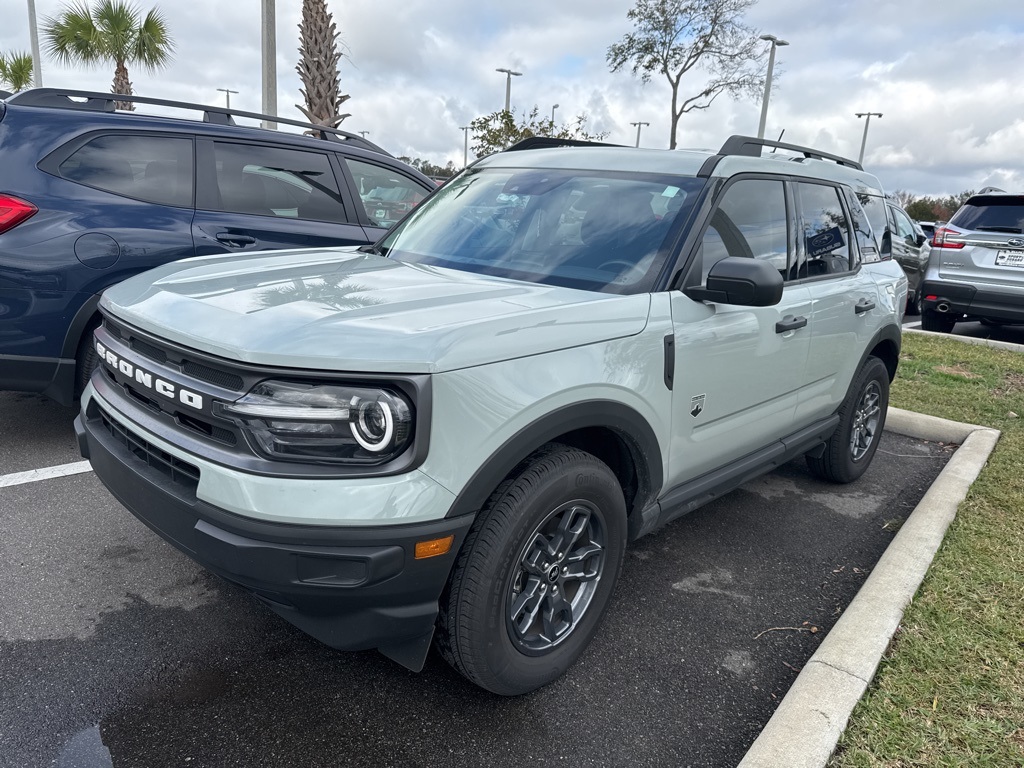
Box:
left=60, top=293, right=103, bottom=359
left=860, top=322, right=902, bottom=381
left=444, top=399, right=664, bottom=521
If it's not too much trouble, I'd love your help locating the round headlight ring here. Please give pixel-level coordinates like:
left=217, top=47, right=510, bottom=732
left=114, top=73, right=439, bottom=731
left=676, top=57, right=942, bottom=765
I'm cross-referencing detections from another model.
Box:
left=350, top=397, right=395, bottom=452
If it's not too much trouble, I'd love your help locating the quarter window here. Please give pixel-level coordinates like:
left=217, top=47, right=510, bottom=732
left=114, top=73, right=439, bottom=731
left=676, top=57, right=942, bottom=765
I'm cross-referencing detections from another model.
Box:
left=699, top=179, right=789, bottom=280
left=58, top=135, right=194, bottom=208
left=211, top=143, right=347, bottom=223
left=345, top=158, right=429, bottom=229
left=793, top=183, right=853, bottom=278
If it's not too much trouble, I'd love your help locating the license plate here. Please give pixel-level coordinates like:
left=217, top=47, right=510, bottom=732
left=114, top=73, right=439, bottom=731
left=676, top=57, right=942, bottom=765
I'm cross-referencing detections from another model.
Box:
left=995, top=250, right=1024, bottom=267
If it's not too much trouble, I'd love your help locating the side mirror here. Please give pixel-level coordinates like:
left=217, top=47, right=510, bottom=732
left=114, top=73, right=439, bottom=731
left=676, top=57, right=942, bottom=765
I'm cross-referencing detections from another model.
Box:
left=915, top=233, right=927, bottom=247
left=684, top=257, right=784, bottom=307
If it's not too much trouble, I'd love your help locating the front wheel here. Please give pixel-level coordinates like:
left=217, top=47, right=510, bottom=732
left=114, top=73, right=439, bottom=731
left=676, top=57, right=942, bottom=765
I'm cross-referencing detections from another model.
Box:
left=436, top=444, right=627, bottom=695
left=807, top=356, right=889, bottom=483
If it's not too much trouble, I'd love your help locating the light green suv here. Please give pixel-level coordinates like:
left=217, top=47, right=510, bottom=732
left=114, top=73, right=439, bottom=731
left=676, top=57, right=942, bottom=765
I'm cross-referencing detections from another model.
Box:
left=75, top=136, right=907, bottom=695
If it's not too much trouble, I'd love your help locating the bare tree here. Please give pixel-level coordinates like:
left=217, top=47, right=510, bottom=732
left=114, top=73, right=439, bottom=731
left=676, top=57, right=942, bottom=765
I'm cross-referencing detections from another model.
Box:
left=295, top=0, right=350, bottom=128
left=607, top=0, right=767, bottom=149
left=889, top=189, right=916, bottom=209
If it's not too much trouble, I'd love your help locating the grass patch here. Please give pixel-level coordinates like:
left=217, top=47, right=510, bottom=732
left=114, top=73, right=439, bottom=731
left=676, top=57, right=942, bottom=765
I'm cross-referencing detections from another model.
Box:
left=830, top=334, right=1024, bottom=767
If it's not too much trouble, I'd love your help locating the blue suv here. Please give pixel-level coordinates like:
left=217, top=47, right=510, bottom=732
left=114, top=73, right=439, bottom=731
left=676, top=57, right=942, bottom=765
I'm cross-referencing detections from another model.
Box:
left=0, top=88, right=434, bottom=405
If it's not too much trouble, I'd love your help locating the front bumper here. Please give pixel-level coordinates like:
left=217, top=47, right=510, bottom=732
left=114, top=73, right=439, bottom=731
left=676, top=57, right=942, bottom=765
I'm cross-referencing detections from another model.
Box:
left=76, top=396, right=473, bottom=671
left=921, top=279, right=1024, bottom=323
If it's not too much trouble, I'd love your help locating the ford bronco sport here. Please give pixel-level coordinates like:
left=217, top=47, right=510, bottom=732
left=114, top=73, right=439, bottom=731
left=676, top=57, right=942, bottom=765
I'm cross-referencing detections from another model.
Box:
left=76, top=135, right=906, bottom=695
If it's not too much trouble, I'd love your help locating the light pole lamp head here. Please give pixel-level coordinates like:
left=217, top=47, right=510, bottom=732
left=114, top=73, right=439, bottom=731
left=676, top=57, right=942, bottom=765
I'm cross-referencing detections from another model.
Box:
left=495, top=68, right=522, bottom=77
left=855, top=112, right=883, bottom=118
left=760, top=34, right=789, bottom=46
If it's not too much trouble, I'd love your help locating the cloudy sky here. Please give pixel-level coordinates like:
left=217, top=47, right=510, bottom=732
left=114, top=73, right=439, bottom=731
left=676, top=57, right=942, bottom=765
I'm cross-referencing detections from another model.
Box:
left=2, top=0, right=1022, bottom=197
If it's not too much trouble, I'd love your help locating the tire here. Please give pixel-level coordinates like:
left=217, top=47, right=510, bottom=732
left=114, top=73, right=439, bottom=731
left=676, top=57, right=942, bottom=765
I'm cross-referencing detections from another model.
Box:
left=905, top=290, right=922, bottom=316
left=74, top=317, right=102, bottom=397
left=921, top=307, right=957, bottom=333
left=807, top=356, right=889, bottom=484
left=436, top=444, right=627, bottom=696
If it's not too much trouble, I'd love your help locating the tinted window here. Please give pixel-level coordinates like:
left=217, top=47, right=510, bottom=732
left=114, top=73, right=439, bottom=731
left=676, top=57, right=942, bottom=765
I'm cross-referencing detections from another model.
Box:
left=211, top=143, right=347, bottom=223
left=699, top=179, right=788, bottom=280
left=949, top=196, right=1024, bottom=233
left=345, top=159, right=430, bottom=229
left=857, top=192, right=889, bottom=257
left=794, top=183, right=852, bottom=278
left=843, top=190, right=874, bottom=265
left=891, top=206, right=917, bottom=240
left=381, top=167, right=703, bottom=294
left=59, top=135, right=193, bottom=207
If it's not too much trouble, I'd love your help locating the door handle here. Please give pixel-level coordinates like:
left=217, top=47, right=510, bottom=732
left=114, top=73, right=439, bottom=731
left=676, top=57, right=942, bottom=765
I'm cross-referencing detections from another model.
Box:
left=215, top=233, right=256, bottom=246
left=855, top=298, right=876, bottom=314
left=775, top=315, right=808, bottom=333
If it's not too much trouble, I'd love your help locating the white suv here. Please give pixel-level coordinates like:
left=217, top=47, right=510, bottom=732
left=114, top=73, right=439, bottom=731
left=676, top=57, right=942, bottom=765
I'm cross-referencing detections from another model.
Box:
left=77, top=135, right=906, bottom=695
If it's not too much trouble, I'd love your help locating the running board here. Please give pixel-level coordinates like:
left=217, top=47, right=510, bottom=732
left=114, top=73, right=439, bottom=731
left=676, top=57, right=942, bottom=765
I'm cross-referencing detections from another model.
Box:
left=631, top=415, right=840, bottom=540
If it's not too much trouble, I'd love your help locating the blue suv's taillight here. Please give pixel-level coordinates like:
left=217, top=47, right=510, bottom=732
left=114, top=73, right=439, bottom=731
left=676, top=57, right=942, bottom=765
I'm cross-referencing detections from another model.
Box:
left=0, top=194, right=37, bottom=234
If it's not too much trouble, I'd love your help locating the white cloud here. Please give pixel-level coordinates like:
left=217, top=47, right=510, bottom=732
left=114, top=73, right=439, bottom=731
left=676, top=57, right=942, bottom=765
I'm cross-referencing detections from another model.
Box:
left=2, top=0, right=1023, bottom=196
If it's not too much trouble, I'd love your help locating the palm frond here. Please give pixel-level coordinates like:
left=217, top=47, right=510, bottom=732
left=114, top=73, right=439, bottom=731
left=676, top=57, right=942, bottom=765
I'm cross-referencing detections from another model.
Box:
left=42, top=1, right=102, bottom=66
left=0, top=52, right=35, bottom=91
left=133, top=7, right=174, bottom=71
left=93, top=0, right=140, bottom=61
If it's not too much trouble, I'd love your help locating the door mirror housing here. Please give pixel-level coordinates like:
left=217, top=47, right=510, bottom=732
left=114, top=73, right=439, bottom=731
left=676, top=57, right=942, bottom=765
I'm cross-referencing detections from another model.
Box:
left=684, top=257, right=784, bottom=307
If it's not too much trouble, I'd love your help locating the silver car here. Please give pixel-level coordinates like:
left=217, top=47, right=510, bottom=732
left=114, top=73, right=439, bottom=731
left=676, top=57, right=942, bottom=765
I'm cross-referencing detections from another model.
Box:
left=921, top=192, right=1024, bottom=332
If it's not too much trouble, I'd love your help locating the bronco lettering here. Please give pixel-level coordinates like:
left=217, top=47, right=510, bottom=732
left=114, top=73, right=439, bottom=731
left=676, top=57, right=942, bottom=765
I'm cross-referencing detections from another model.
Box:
left=94, top=340, right=204, bottom=410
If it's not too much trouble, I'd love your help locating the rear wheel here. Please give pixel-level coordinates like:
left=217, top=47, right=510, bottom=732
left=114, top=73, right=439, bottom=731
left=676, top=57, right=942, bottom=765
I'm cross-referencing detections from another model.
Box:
left=905, top=290, right=922, bottom=316
left=436, top=444, right=627, bottom=695
left=921, top=308, right=957, bottom=333
left=807, top=356, right=889, bottom=483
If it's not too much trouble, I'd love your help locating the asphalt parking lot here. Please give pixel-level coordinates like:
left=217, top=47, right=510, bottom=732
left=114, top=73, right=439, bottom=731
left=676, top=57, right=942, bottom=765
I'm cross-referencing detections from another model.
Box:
left=0, top=391, right=954, bottom=768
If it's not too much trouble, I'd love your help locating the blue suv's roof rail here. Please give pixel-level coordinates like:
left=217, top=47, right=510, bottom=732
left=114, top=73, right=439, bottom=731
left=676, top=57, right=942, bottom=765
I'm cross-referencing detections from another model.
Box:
left=719, top=135, right=863, bottom=171
left=6, top=87, right=390, bottom=156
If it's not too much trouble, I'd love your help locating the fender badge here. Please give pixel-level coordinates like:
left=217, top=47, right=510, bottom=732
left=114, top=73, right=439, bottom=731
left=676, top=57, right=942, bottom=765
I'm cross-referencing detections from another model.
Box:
left=690, top=394, right=706, bottom=418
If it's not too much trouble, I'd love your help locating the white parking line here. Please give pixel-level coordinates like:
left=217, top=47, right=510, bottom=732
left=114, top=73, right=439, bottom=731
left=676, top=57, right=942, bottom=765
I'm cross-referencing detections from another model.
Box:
left=0, top=461, right=93, bottom=489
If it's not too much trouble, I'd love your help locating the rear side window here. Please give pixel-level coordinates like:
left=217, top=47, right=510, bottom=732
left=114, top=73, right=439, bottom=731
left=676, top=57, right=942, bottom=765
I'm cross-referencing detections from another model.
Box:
left=950, top=197, right=1024, bottom=234
left=345, top=158, right=430, bottom=229
left=210, top=142, right=348, bottom=223
left=793, top=183, right=853, bottom=278
left=58, top=135, right=194, bottom=208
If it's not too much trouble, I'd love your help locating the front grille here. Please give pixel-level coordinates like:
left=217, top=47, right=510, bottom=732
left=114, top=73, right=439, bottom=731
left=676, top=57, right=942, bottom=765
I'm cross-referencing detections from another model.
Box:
left=182, top=359, right=244, bottom=391
left=129, top=336, right=168, bottom=364
left=97, top=404, right=200, bottom=492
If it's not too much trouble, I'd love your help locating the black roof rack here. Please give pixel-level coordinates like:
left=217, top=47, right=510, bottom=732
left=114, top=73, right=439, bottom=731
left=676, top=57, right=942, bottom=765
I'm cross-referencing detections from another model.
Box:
left=718, top=135, right=863, bottom=171
left=504, top=136, right=625, bottom=152
left=6, top=87, right=389, bottom=156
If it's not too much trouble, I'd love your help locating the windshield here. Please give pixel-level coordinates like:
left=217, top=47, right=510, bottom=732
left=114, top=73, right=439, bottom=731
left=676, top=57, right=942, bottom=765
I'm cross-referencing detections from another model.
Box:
left=379, top=167, right=705, bottom=293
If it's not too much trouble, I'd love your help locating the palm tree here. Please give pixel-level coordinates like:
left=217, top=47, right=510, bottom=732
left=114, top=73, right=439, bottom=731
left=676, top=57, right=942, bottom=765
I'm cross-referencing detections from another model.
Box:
left=43, top=0, right=174, bottom=110
left=295, top=0, right=350, bottom=128
left=0, top=52, right=34, bottom=92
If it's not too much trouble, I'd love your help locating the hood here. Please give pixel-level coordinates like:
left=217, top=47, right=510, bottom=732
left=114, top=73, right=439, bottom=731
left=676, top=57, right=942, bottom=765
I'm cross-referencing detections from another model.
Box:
left=100, top=248, right=652, bottom=373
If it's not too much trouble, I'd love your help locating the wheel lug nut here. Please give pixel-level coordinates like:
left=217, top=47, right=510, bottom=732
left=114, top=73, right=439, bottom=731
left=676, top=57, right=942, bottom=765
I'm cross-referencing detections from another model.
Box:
left=562, top=566, right=568, bottom=574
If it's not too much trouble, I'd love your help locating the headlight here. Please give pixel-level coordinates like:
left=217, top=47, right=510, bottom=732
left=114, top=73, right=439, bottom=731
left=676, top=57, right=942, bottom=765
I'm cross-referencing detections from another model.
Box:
left=214, top=380, right=413, bottom=465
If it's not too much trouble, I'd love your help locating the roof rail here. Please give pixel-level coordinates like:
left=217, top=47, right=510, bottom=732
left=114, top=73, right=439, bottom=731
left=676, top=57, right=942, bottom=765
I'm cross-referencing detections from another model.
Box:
left=718, top=135, right=863, bottom=171
left=6, top=87, right=390, bottom=156
left=504, top=136, right=624, bottom=152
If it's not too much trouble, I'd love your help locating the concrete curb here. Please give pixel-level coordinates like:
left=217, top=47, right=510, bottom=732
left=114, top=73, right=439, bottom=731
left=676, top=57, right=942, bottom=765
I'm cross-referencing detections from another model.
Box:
left=904, top=326, right=1024, bottom=354
left=737, top=407, right=1000, bottom=768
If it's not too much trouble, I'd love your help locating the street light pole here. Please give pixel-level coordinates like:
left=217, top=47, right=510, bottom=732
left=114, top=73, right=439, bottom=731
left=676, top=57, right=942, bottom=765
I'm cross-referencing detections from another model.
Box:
left=495, top=67, right=522, bottom=113
left=216, top=88, right=238, bottom=109
left=26, top=0, right=42, bottom=86
left=855, top=112, right=883, bottom=164
left=551, top=103, right=559, bottom=124
left=461, top=126, right=470, bottom=167
left=358, top=130, right=370, bottom=138
left=630, top=121, right=649, bottom=148
left=261, top=0, right=277, bottom=129
left=757, top=34, right=789, bottom=140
